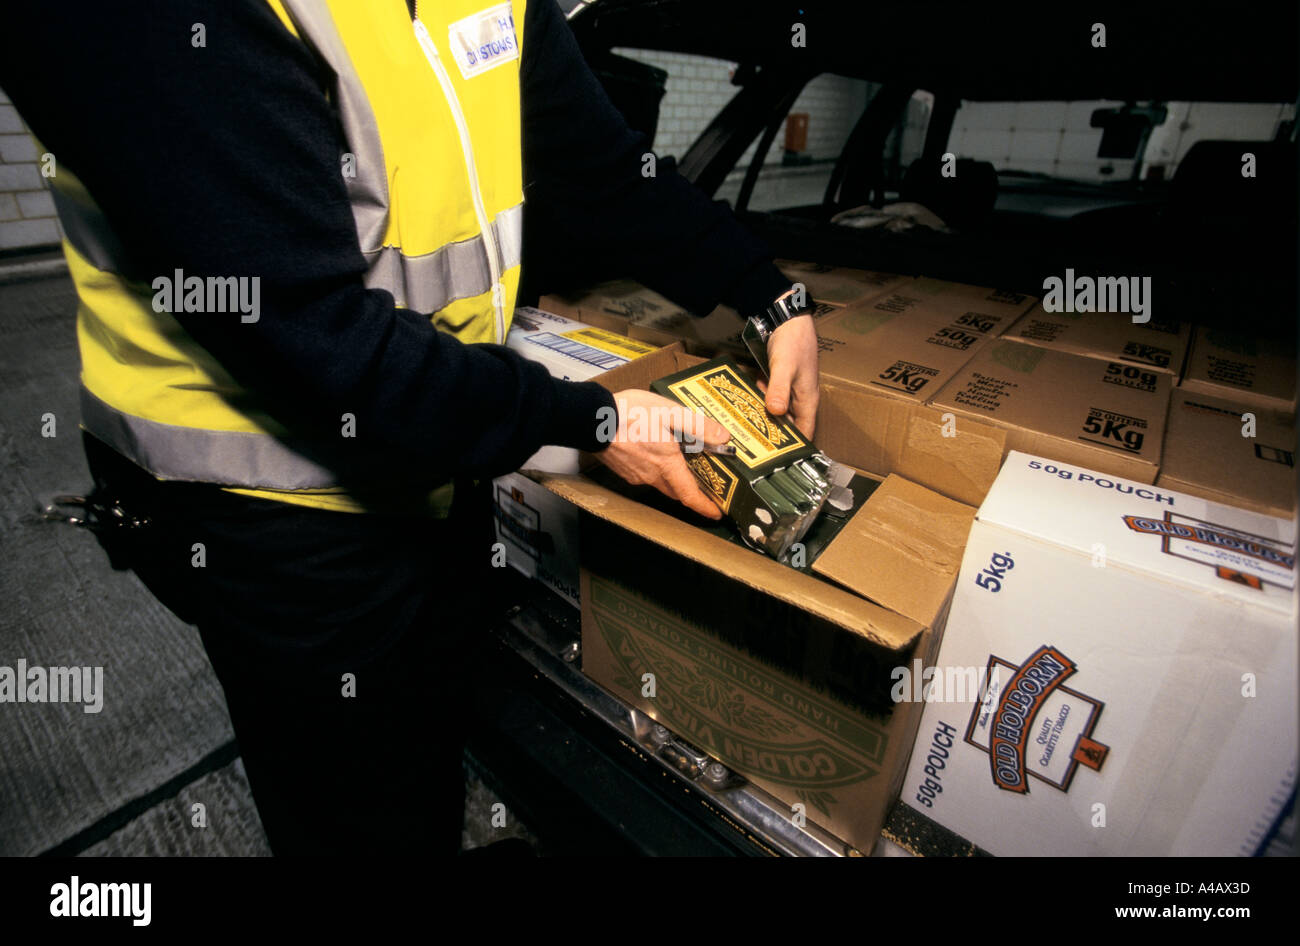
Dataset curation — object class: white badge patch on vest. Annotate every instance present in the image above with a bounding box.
[447,3,520,80]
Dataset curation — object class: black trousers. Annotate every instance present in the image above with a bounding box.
[83,433,495,855]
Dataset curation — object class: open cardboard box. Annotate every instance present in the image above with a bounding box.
[529,344,1005,852]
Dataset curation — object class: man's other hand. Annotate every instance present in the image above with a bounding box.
[762,314,819,438]
[597,390,730,520]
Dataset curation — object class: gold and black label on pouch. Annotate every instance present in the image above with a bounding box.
[685,451,739,514]
[653,358,816,479]
[652,357,842,561]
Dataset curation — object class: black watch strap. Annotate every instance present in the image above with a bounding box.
[743,284,813,376]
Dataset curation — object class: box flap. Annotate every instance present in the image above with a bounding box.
[980,452,1298,612]
[813,474,976,626]
[539,471,925,650]
[818,384,1005,506]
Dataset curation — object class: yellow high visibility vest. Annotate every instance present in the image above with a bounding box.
[55,0,528,513]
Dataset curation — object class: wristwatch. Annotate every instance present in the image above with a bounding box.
[742,284,815,376]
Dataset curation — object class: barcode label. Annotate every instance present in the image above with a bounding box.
[524,332,629,370]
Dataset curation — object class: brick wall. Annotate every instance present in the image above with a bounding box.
[613,49,872,211]
[0,87,62,254]
[612,49,738,161]
[614,48,870,167]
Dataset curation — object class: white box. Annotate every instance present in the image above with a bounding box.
[506,306,659,382]
[901,450,1297,856]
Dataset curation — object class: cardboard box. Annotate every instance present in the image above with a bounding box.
[815,277,1039,405]
[773,259,912,307]
[1156,389,1296,520]
[539,279,744,358]
[817,308,996,405]
[538,261,905,360]
[493,472,582,607]
[1180,326,1297,416]
[535,345,985,853]
[1003,304,1192,376]
[929,340,1172,483]
[886,276,1039,326]
[899,451,1297,856]
[506,306,660,381]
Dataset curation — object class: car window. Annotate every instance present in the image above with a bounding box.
[610,48,743,160]
[947,100,1295,183]
[1144,101,1295,180]
[611,49,878,213]
[715,74,876,211]
[882,90,933,193]
[605,47,1296,200]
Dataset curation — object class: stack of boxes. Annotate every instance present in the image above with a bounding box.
[502,262,1295,855]
[539,259,908,360]
[1159,328,1297,519]
[801,276,1295,518]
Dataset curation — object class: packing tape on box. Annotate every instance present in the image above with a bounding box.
[867,494,967,571]
[904,414,1004,489]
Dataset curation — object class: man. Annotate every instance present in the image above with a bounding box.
[0,0,818,854]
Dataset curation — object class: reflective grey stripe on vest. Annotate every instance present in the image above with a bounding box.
[366,202,523,313]
[279,0,523,313]
[81,387,339,490]
[277,0,389,254]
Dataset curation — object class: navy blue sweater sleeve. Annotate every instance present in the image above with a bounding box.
[0,0,614,485]
[520,0,790,317]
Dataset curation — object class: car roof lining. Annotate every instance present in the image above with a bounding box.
[576,1,1297,103]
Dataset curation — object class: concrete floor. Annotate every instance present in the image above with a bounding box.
[0,263,531,856]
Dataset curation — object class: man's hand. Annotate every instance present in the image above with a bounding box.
[762,314,820,438]
[596,390,731,520]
